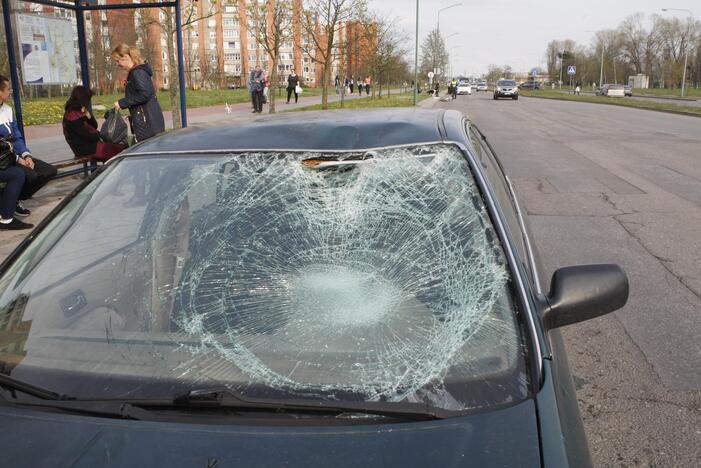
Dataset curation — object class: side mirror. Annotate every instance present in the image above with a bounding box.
[542,264,629,330]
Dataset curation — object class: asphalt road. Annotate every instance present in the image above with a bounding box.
[433,92,701,466]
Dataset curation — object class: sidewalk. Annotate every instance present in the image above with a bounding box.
[24,89,399,164]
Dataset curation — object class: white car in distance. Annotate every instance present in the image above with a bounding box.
[457,81,472,95]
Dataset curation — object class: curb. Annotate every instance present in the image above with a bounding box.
[521,95,701,119]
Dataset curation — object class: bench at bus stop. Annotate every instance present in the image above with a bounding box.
[52,156,102,179]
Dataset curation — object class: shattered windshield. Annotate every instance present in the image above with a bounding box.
[0,144,528,412]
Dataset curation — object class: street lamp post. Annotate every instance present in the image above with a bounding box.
[558,49,563,90]
[413,0,419,106]
[437,3,462,35]
[661,8,693,97]
[444,32,459,79]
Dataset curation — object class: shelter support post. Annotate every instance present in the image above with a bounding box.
[2,0,24,136]
[175,0,187,128]
[74,0,90,88]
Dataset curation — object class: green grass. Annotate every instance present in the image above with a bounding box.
[288,92,430,112]
[633,87,701,98]
[520,90,701,116]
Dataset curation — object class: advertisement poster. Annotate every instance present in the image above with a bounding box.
[17,14,77,85]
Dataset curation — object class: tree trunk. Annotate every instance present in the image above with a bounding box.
[269,54,278,114]
[321,57,330,109]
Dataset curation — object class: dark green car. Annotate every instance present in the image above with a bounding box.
[0,109,627,467]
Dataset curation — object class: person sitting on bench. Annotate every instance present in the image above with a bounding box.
[63,85,100,158]
[0,75,57,215]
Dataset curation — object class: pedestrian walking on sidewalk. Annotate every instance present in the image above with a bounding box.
[357,77,363,96]
[349,78,355,94]
[286,70,300,104]
[112,44,165,143]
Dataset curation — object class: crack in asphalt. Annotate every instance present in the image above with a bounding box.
[611,215,701,303]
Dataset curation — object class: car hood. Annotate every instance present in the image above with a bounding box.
[0,399,540,467]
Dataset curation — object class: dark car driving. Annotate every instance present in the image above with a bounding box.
[0,109,627,467]
[494,80,519,99]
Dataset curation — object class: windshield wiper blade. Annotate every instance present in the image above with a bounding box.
[0,373,68,401]
[173,387,447,421]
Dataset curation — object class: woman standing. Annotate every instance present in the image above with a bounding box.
[286,69,300,104]
[112,44,165,143]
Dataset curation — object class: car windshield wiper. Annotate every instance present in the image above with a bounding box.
[169,387,448,421]
[0,372,68,400]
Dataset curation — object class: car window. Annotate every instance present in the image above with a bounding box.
[0,145,529,413]
[497,80,517,86]
[466,124,530,272]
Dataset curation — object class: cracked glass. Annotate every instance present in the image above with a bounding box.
[0,144,529,412]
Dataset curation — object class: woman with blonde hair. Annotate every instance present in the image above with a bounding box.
[112,44,165,142]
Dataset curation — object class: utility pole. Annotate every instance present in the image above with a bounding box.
[413,0,419,106]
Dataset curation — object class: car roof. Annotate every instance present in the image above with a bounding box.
[128,108,462,153]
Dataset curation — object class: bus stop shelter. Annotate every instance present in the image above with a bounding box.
[1,0,188,137]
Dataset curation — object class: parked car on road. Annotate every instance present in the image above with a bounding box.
[0,109,628,467]
[494,79,519,100]
[519,81,543,90]
[457,80,472,95]
[597,84,625,97]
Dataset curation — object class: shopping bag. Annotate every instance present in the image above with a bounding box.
[295,84,302,94]
[100,108,129,146]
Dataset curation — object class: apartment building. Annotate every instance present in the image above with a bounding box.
[8,0,373,91]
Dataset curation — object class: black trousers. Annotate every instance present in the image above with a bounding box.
[286,88,298,103]
[19,157,57,200]
[0,166,25,218]
[252,90,264,112]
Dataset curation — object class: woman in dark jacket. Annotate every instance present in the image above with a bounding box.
[112,44,165,142]
[62,85,99,157]
[286,70,300,104]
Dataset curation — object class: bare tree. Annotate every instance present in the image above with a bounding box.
[420,29,448,84]
[248,0,292,114]
[139,0,217,128]
[301,0,365,109]
[361,13,408,98]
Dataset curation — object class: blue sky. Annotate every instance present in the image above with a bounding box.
[369,0,697,77]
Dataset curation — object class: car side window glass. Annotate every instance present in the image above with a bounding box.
[467,123,529,268]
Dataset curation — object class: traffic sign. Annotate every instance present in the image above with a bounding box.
[428,71,434,79]
[567,65,576,75]
[531,68,538,77]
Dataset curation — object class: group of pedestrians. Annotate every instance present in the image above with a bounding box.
[248,66,302,112]
[0,43,164,231]
[342,76,372,96]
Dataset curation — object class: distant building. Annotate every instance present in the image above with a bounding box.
[9,0,376,91]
